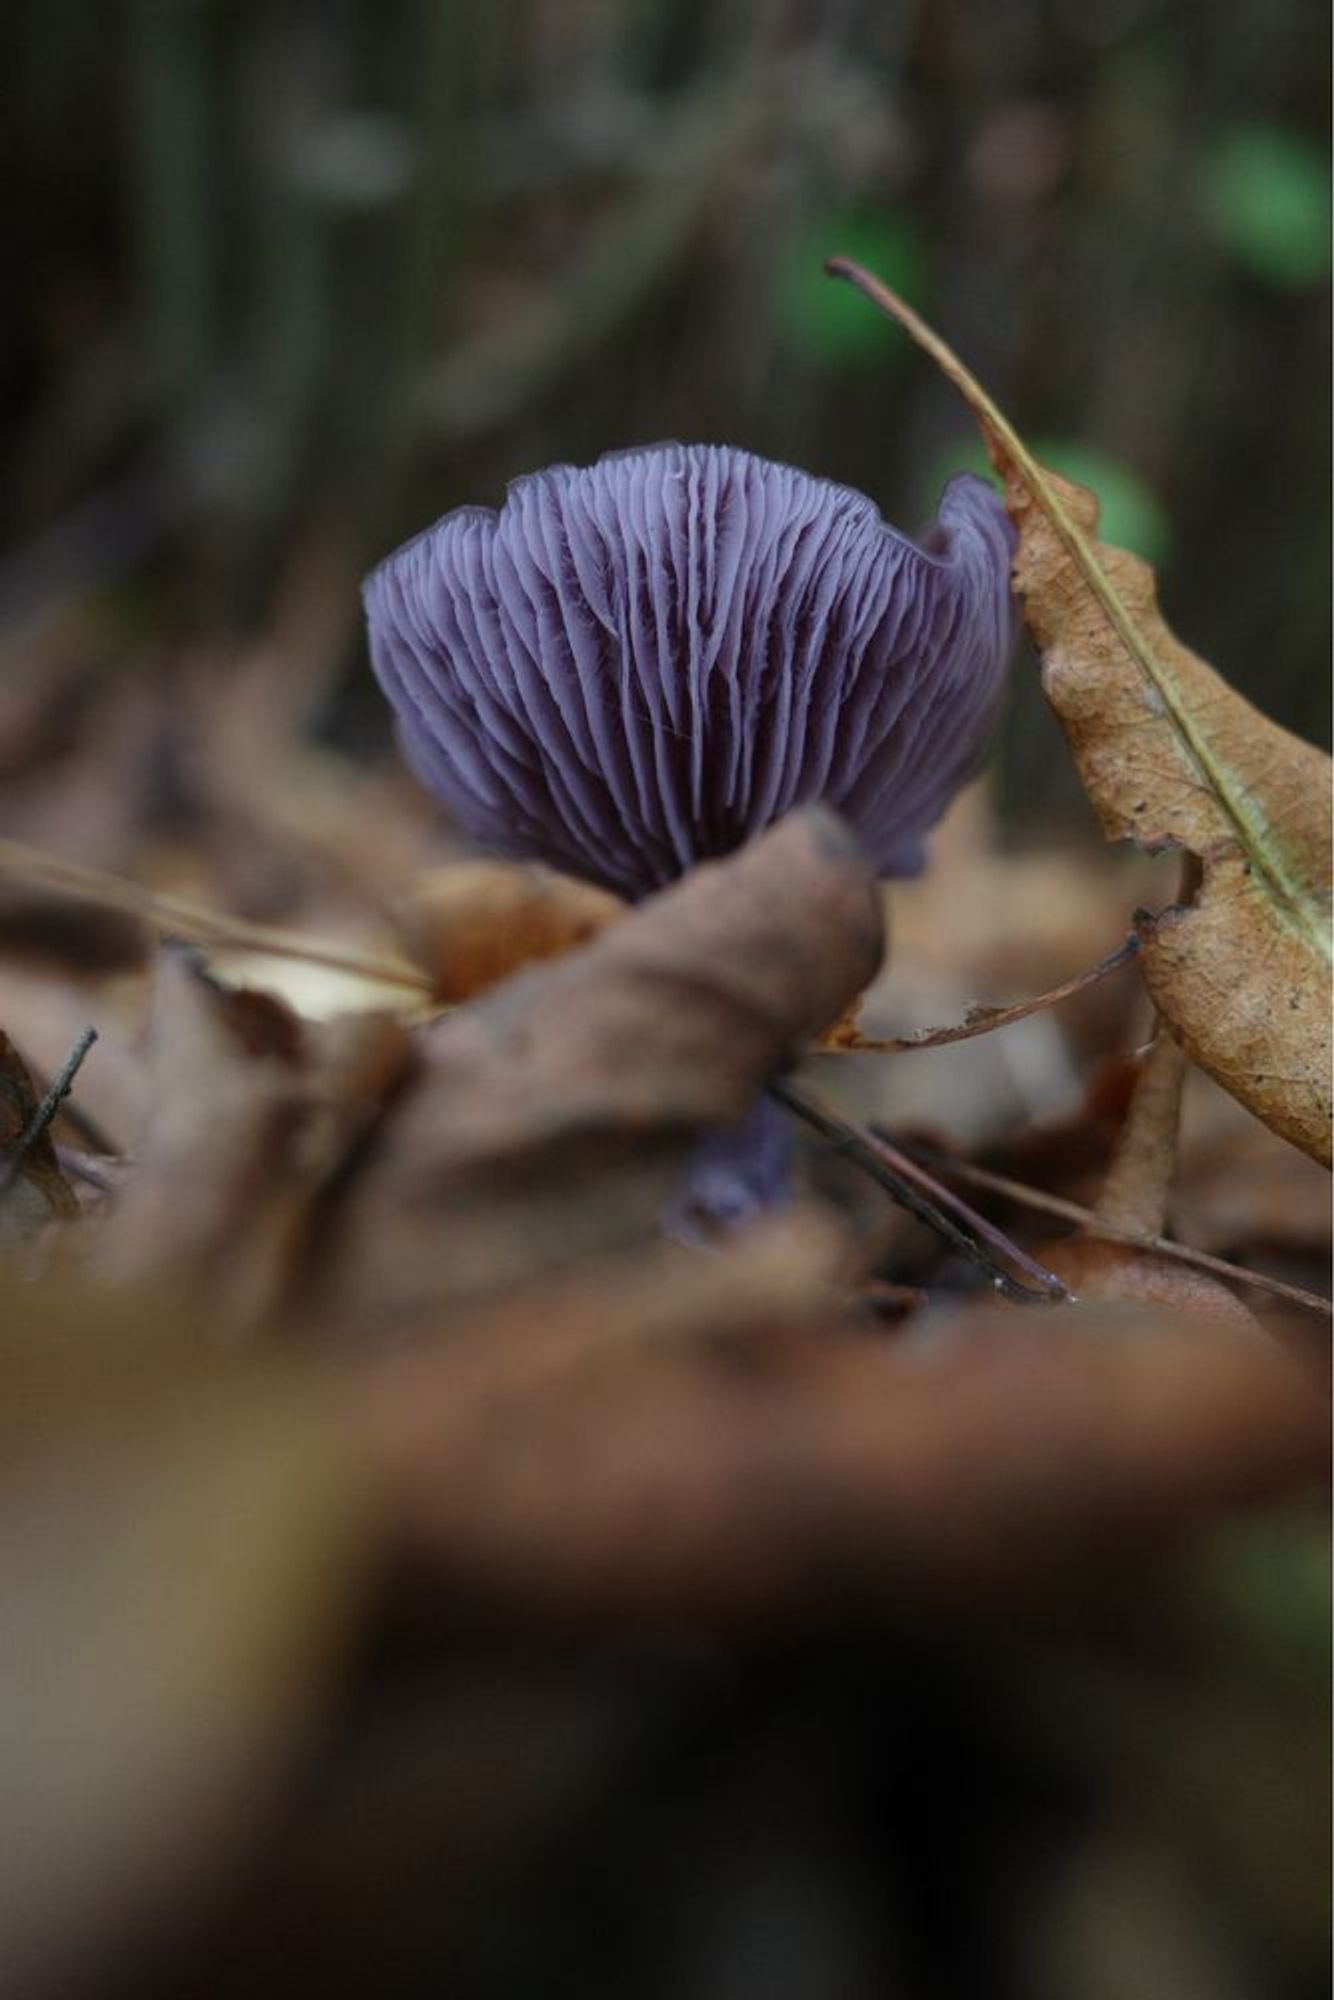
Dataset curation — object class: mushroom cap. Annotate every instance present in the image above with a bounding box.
[364,444,1015,896]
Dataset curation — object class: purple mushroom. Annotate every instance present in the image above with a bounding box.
[364,443,1015,1233]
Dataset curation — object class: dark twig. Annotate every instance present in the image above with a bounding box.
[0,1027,98,1198]
[770,1078,1069,1305]
[900,1142,1333,1321]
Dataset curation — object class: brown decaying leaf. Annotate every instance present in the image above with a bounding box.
[303,810,884,1328]
[1,1204,1324,1992]
[0,842,623,1025]
[1094,1023,1188,1237]
[367,1302,1327,1625]
[352,1210,849,1412]
[96,949,411,1328]
[826,257,1333,1168]
[1005,463,1332,1167]
[397,859,626,1003]
[1174,1081,1332,1261]
[901,1142,1331,1322]
[1040,1236,1261,1326]
[1037,1025,1261,1325]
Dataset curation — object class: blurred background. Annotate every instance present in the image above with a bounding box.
[2,0,1329,863]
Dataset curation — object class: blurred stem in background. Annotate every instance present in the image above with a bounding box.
[129,0,220,406]
[1,0,1329,802]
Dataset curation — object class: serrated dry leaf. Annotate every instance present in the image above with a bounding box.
[1002,464,1332,1166]
[826,259,1333,1167]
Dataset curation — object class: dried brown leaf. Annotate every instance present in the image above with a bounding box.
[1095,1027,1188,1237]
[96,951,309,1303]
[306,810,884,1327]
[1004,464,1332,1166]
[368,1300,1326,1625]
[353,1210,849,1417]
[826,259,1333,1166]
[100,950,411,1327]
[1174,1078,1333,1261]
[900,1143,1330,1321]
[1036,1030,1260,1325]
[398,860,626,1003]
[1038,1237,1261,1326]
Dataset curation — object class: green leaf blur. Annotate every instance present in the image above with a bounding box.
[1202,124,1332,289]
[778,210,928,367]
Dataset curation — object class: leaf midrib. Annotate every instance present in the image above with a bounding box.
[825,257,1333,967]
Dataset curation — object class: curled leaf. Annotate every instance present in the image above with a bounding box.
[99,951,410,1329]
[1002,465,1332,1167]
[397,861,625,1004]
[305,810,884,1327]
[826,257,1333,1167]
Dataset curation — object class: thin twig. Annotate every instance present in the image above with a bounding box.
[863,1123,1074,1297]
[0,1026,98,1197]
[37,1086,116,1159]
[822,933,1139,1052]
[900,1142,1333,1321]
[770,1079,1069,1305]
[0,837,432,995]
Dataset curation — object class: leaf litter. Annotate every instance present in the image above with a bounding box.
[0,288,1328,2000]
